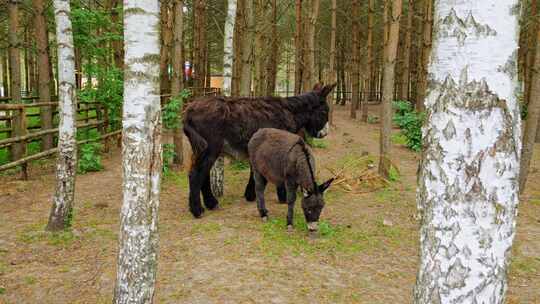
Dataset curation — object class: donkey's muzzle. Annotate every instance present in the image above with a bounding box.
[316,123,329,138]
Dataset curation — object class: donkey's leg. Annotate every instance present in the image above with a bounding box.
[253,171,268,219]
[188,157,207,218]
[201,151,221,210]
[276,184,287,204]
[243,167,256,202]
[285,181,298,230]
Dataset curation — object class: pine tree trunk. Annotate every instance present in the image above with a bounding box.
[193,0,207,91]
[294,0,303,94]
[265,0,278,96]
[414,2,521,303]
[231,0,244,96]
[253,0,267,96]
[350,0,360,119]
[8,0,25,162]
[113,1,162,303]
[305,0,320,87]
[379,0,402,179]
[160,1,173,95]
[520,0,540,193]
[364,0,375,122]
[327,0,337,125]
[171,0,184,166]
[524,0,538,107]
[415,0,433,112]
[33,0,54,151]
[110,0,123,70]
[46,0,78,232]
[1,52,9,97]
[400,0,413,101]
[239,0,253,96]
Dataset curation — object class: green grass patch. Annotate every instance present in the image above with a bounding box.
[23,276,37,285]
[511,256,540,276]
[260,215,375,258]
[391,133,407,146]
[230,159,250,171]
[0,286,5,294]
[190,222,222,235]
[18,223,78,247]
[310,139,328,149]
[374,187,401,203]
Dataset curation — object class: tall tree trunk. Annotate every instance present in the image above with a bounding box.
[327,0,337,125]
[414,2,521,303]
[350,0,360,119]
[113,1,161,303]
[520,0,540,193]
[364,0,375,122]
[33,0,54,150]
[253,0,267,96]
[160,1,173,95]
[172,0,184,166]
[524,0,538,107]
[379,0,402,179]
[1,52,9,96]
[239,0,253,96]
[110,0,123,70]
[400,0,413,100]
[294,0,303,94]
[305,0,320,87]
[415,0,433,112]
[46,0,78,232]
[231,0,244,96]
[265,0,278,96]
[8,0,25,162]
[222,0,237,96]
[193,0,207,91]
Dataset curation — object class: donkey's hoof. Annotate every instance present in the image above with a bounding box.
[204,197,219,210]
[287,225,294,232]
[244,192,256,202]
[262,216,268,222]
[190,206,205,218]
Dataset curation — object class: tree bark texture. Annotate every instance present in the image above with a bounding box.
[350,0,360,119]
[33,0,54,150]
[379,0,402,179]
[113,1,162,303]
[172,0,184,166]
[414,2,521,303]
[46,0,78,232]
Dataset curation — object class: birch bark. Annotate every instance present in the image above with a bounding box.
[46,0,78,232]
[414,2,521,303]
[113,1,162,303]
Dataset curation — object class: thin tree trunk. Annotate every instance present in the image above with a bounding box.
[265,0,278,96]
[172,0,184,166]
[400,0,413,100]
[379,0,402,179]
[33,0,54,150]
[113,1,161,303]
[520,0,540,193]
[414,2,521,303]
[327,0,337,125]
[1,52,9,96]
[294,0,303,94]
[231,0,244,96]
[364,0,375,122]
[160,1,173,95]
[222,0,237,96]
[415,0,433,112]
[305,0,320,87]
[193,0,207,91]
[111,0,123,71]
[350,0,360,119]
[239,0,253,96]
[46,0,78,232]
[253,0,266,96]
[8,0,25,162]
[524,0,538,107]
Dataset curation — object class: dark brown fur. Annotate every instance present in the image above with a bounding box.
[183,84,336,218]
[248,128,333,230]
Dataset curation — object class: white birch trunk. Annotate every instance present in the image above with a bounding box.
[222,0,237,96]
[46,0,78,232]
[414,2,521,303]
[113,1,162,303]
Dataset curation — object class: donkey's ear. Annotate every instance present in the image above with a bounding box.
[318,178,335,193]
[313,83,324,93]
[321,83,337,97]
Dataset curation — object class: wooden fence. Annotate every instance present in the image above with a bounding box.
[0,87,221,178]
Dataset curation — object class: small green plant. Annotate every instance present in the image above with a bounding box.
[311,138,328,149]
[367,115,379,124]
[78,143,103,174]
[162,143,176,174]
[388,165,400,182]
[393,100,425,152]
[163,90,191,130]
[0,286,5,294]
[230,159,250,171]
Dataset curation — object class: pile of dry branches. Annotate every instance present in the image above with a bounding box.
[326,155,392,194]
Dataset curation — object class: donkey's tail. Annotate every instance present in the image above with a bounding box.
[183,117,208,157]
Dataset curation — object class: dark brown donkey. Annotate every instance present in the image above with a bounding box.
[183,83,336,218]
[248,128,334,232]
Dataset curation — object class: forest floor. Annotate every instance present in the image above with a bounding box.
[0,106,538,304]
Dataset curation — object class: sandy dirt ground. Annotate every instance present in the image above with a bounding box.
[0,106,538,303]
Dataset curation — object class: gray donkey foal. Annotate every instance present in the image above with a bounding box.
[248,128,333,232]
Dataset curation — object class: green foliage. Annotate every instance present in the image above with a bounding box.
[388,165,400,182]
[230,159,250,171]
[392,101,425,152]
[0,286,5,294]
[162,144,176,174]
[305,135,328,149]
[78,143,103,174]
[163,90,191,130]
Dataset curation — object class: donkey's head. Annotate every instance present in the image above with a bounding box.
[301,178,334,231]
[304,83,337,138]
